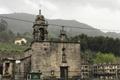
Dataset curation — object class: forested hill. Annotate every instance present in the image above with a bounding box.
[70,34,120,56]
[0,13,120,38]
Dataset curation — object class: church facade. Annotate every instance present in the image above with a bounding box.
[0,10,81,80]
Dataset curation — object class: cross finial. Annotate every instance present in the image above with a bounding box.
[39,9,41,15]
[62,26,64,31]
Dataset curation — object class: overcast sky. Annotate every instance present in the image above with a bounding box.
[0,0,120,32]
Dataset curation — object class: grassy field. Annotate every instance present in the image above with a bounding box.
[0,43,28,52]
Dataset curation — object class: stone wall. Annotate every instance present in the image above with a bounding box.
[26,41,81,78]
[0,51,24,60]
[0,41,81,79]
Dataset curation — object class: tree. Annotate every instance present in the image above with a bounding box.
[70,34,88,51]
[0,19,8,32]
[8,30,15,41]
[70,34,120,56]
[93,52,116,64]
[81,50,96,64]
[0,31,9,42]
[0,30,15,42]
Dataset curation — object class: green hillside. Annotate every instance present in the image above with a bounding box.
[0,43,28,52]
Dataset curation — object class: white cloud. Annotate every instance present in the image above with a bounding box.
[48,4,120,32]
[25,0,39,9]
[73,5,120,32]
[0,0,120,32]
[24,0,59,18]
[50,0,120,11]
[0,7,12,14]
[40,0,58,11]
[25,0,58,11]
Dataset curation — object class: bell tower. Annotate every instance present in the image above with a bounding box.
[33,10,48,41]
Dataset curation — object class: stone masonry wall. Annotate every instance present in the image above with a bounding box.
[28,42,81,78]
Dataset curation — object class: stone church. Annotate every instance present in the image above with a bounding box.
[0,10,81,80]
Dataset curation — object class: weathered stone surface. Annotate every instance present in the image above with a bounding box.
[26,41,81,78]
